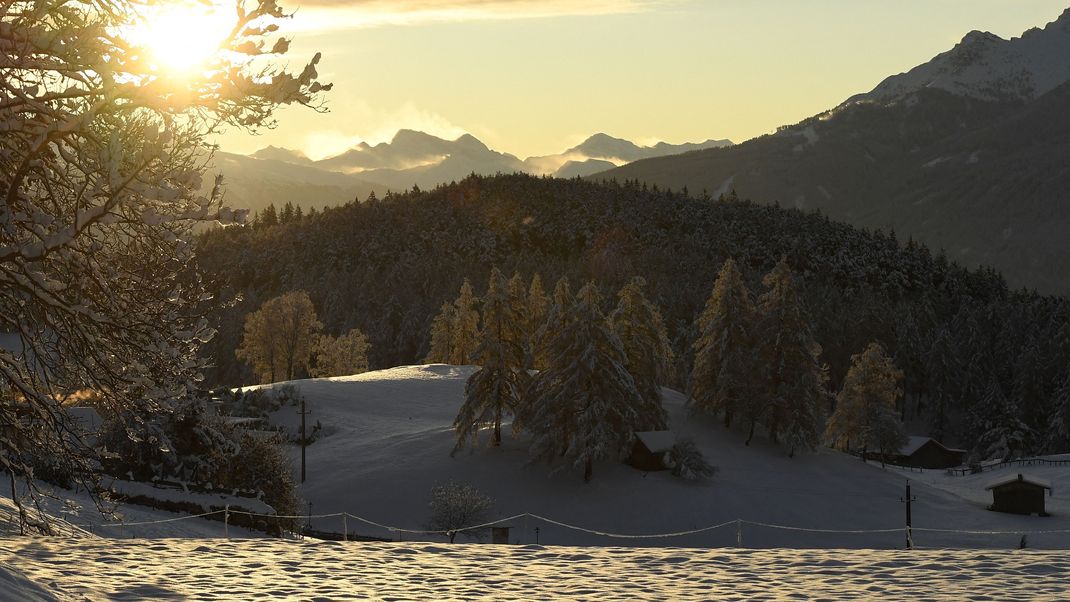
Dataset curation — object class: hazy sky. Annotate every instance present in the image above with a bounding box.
[214,0,1070,159]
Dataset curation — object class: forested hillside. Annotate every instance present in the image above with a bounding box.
[197,174,1070,455]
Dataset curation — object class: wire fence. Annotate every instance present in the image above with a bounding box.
[48,507,1070,549]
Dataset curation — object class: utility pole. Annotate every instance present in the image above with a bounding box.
[900,481,917,549]
[298,395,309,483]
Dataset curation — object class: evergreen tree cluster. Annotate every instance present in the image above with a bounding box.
[445,269,672,481]
[197,173,1070,458]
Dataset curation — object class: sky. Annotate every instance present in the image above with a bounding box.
[213,0,1070,160]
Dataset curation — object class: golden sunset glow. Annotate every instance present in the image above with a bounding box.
[128,3,235,77]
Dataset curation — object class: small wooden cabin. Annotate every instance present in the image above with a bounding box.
[628,431,675,471]
[867,436,966,469]
[986,474,1052,516]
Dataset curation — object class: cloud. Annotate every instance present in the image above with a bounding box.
[288,0,662,31]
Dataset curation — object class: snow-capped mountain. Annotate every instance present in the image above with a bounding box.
[598,9,1070,295]
[854,8,1070,103]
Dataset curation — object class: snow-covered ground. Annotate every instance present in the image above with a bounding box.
[247,365,1070,549]
[2,538,1070,601]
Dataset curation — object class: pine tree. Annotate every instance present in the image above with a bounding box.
[825,342,906,463]
[454,269,528,450]
[451,278,481,365]
[610,277,671,431]
[755,259,827,455]
[260,203,279,228]
[523,282,645,481]
[525,274,550,369]
[425,302,457,364]
[689,258,755,428]
[280,201,295,223]
[533,276,574,371]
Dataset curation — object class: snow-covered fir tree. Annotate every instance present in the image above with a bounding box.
[425,301,458,364]
[924,326,959,441]
[972,380,1034,461]
[755,259,828,455]
[522,282,645,481]
[451,278,482,365]
[1046,372,1070,452]
[454,268,528,450]
[689,258,755,428]
[610,277,672,430]
[825,342,906,462]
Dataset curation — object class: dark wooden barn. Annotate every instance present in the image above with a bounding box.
[628,431,675,471]
[986,474,1052,516]
[867,436,966,469]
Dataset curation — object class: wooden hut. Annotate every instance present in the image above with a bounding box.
[628,431,675,471]
[867,436,966,469]
[985,474,1052,516]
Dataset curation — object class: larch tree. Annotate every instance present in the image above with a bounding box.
[689,258,755,429]
[425,301,457,364]
[451,278,481,365]
[532,276,573,371]
[311,328,370,378]
[610,277,671,431]
[825,342,906,463]
[0,0,328,512]
[454,268,528,451]
[525,274,549,369]
[523,282,645,482]
[236,291,322,383]
[755,259,827,456]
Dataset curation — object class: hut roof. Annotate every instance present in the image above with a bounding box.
[985,473,1052,491]
[899,436,966,456]
[634,431,675,454]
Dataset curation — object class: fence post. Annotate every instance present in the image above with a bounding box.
[224,505,230,539]
[343,514,348,542]
[736,519,743,548]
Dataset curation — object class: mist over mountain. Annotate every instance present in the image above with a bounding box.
[597,9,1070,295]
[205,152,385,216]
[237,131,732,197]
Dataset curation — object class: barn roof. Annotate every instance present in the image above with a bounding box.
[634,431,675,454]
[985,473,1052,491]
[899,436,966,456]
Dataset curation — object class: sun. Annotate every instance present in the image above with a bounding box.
[127,2,235,77]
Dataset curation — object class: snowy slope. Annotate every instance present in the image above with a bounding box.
[251,365,1070,549]
[856,8,1070,102]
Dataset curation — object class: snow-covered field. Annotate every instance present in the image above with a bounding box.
[248,365,1070,549]
[2,538,1069,601]
[4,364,1070,599]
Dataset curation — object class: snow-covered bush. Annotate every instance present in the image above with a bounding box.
[426,482,494,543]
[669,439,717,481]
[100,398,299,517]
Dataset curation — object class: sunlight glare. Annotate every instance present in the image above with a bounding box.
[129,3,235,77]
